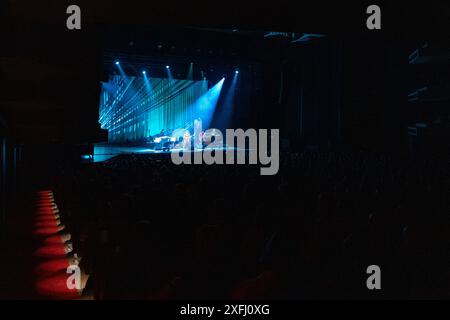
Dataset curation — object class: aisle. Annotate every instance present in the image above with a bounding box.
[0,189,91,300]
[32,190,83,299]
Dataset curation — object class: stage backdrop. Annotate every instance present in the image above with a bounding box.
[99,75,208,143]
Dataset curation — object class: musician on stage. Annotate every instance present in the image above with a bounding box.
[183,130,191,150]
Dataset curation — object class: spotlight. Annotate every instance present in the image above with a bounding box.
[115,61,119,65]
[235,70,239,74]
[166,65,170,69]
[142,70,146,75]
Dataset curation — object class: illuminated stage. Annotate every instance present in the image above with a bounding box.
[95,57,241,163]
[90,142,250,163]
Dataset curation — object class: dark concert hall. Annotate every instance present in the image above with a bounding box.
[1,1,450,304]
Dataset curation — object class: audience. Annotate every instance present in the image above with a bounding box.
[56,151,449,299]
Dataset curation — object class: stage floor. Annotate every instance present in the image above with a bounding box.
[89,142,250,163]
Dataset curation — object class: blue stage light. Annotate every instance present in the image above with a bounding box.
[99,72,210,144]
[235,70,239,74]
[115,61,120,65]
[166,65,170,69]
[187,78,224,130]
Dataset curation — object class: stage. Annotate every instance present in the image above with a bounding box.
[87,142,251,163]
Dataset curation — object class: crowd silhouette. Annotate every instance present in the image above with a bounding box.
[55,151,449,299]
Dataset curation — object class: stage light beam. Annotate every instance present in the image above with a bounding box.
[187,78,225,130]
[187,62,193,81]
[217,71,238,129]
[166,65,174,83]
[143,70,153,93]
